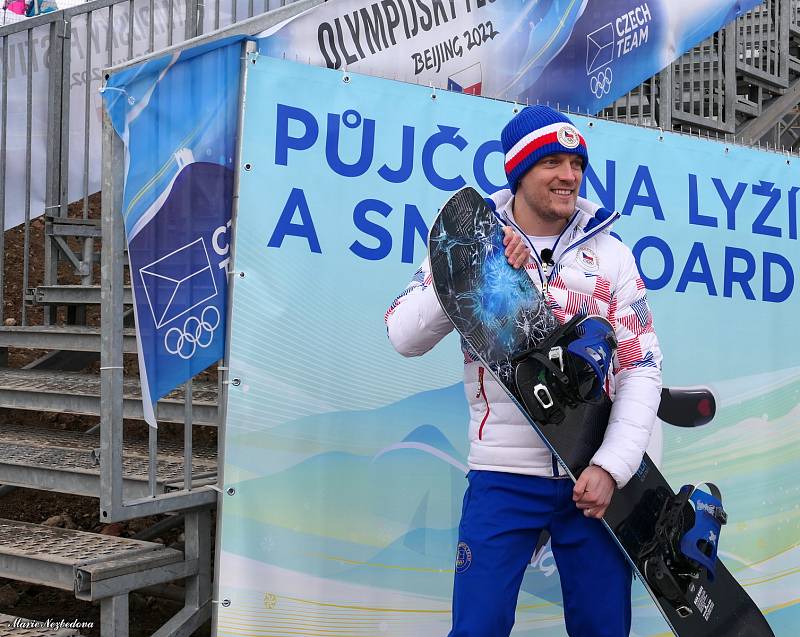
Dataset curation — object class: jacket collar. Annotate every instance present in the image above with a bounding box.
[489,188,619,265]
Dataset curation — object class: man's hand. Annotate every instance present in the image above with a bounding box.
[573,465,616,519]
[503,226,531,269]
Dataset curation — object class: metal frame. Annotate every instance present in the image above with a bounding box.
[209,36,256,634]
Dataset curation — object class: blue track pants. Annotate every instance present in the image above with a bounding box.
[449,470,631,637]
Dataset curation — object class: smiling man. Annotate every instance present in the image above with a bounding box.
[385,105,662,636]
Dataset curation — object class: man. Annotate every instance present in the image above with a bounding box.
[384,105,662,637]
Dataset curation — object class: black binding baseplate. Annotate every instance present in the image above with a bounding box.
[629,484,727,618]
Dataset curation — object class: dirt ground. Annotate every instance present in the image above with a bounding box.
[0,195,215,636]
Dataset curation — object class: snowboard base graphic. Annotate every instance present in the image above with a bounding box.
[428,187,773,637]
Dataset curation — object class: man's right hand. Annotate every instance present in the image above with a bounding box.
[502,226,531,269]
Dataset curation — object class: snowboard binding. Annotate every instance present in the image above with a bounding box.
[514,315,616,425]
[638,483,727,617]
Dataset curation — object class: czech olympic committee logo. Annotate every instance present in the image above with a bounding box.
[557,125,581,149]
[138,236,223,361]
[455,541,472,573]
[577,247,599,271]
[164,305,221,360]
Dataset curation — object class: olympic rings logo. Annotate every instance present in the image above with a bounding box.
[590,67,613,98]
[164,305,221,360]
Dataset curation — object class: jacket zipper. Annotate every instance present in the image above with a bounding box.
[541,261,550,293]
[476,366,490,440]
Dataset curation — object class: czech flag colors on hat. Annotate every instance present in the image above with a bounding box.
[501,105,589,193]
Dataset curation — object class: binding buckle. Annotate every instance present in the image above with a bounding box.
[533,384,554,409]
[548,346,564,372]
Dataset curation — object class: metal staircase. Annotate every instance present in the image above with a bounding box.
[0,0,314,634]
[1,1,799,635]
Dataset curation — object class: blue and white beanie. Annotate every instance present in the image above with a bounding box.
[501,105,589,193]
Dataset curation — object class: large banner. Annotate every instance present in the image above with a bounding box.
[103,0,760,427]
[259,0,761,110]
[215,57,798,636]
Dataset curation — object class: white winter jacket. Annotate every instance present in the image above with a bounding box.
[384,190,663,488]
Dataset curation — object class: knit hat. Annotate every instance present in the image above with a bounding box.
[501,105,589,193]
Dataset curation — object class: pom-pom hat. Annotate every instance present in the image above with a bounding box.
[501,105,589,193]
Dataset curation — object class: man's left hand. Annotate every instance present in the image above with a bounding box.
[573,465,616,519]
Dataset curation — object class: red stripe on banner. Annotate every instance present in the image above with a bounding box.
[477,367,490,440]
[565,291,600,317]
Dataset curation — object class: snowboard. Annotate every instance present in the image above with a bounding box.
[428,187,773,637]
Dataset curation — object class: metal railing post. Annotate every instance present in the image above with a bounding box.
[723,23,736,132]
[43,18,68,326]
[658,66,673,131]
[100,106,126,523]
[185,0,199,40]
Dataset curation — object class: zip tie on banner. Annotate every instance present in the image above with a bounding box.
[99,366,124,370]
[217,366,229,371]
[207,484,223,493]
[97,85,126,96]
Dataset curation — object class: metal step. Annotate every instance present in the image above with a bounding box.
[0,519,187,602]
[0,422,217,498]
[0,422,218,461]
[0,326,137,354]
[25,285,133,306]
[0,613,84,636]
[0,369,218,425]
[47,216,101,239]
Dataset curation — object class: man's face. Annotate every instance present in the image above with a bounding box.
[516,153,583,226]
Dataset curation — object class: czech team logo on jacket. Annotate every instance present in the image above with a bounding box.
[455,541,472,573]
[577,247,599,271]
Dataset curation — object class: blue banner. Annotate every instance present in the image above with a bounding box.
[216,57,798,636]
[258,0,761,112]
[102,0,761,424]
[102,40,241,424]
